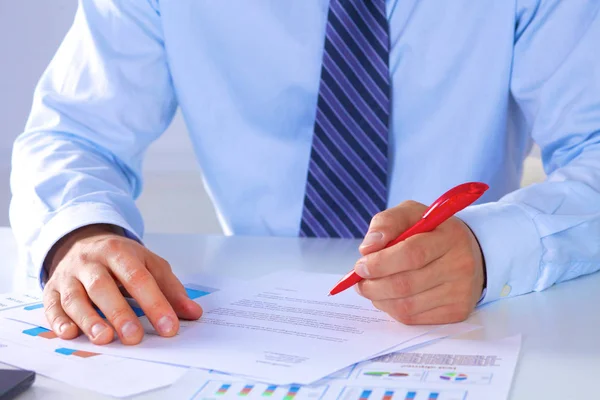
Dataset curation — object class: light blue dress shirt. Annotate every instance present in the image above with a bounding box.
[10,0,600,304]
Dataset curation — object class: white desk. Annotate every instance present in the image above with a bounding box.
[1,227,599,399]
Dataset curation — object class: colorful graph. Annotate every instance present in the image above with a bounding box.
[193,381,327,400]
[23,303,44,311]
[55,347,100,358]
[358,390,372,400]
[440,373,467,382]
[359,369,423,382]
[239,385,254,396]
[217,384,232,395]
[337,386,466,400]
[263,386,277,397]
[427,371,492,385]
[22,326,57,339]
[283,386,300,400]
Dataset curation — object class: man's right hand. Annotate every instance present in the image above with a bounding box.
[42,224,203,345]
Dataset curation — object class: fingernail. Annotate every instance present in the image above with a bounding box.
[57,322,70,334]
[91,323,107,339]
[355,257,370,278]
[360,232,383,249]
[121,321,140,339]
[157,316,175,334]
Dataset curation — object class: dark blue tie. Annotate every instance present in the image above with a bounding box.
[301,0,390,238]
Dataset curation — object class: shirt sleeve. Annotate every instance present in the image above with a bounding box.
[9,0,177,282]
[458,0,600,304]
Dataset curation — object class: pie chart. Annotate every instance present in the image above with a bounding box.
[440,372,468,382]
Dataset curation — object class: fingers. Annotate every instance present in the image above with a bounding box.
[356,261,445,301]
[359,201,428,255]
[371,283,452,319]
[105,249,180,337]
[59,278,115,345]
[388,303,473,325]
[146,254,203,320]
[77,266,144,345]
[43,287,78,339]
[354,230,450,279]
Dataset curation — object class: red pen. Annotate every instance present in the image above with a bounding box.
[328,182,489,296]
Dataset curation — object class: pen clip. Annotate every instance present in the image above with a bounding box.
[422,182,489,219]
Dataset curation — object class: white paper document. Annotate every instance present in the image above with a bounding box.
[0,319,187,398]
[0,291,42,311]
[3,271,460,384]
[170,335,521,400]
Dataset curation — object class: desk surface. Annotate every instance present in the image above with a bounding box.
[0,227,598,400]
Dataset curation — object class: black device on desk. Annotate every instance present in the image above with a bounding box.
[0,370,35,399]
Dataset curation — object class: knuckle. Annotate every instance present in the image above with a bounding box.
[154,255,172,270]
[108,307,134,325]
[371,211,391,227]
[400,200,420,208]
[122,266,152,289]
[60,288,81,310]
[392,274,413,297]
[75,250,92,265]
[103,237,124,253]
[395,297,415,317]
[44,297,61,314]
[367,251,382,271]
[403,241,427,269]
[86,273,111,293]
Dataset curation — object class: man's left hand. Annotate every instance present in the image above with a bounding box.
[354,201,485,325]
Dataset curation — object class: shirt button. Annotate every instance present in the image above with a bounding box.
[500,284,512,297]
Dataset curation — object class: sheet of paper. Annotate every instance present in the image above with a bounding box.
[167,335,520,400]
[0,292,42,311]
[0,319,187,398]
[4,271,453,385]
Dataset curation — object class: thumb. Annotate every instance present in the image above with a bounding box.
[359,200,428,255]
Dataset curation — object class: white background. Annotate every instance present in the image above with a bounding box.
[0,0,545,233]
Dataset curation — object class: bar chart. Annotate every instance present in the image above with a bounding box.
[21,326,57,339]
[337,386,466,400]
[192,380,328,400]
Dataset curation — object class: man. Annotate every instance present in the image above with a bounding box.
[10,0,600,346]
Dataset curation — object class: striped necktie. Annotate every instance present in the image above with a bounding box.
[300,0,390,238]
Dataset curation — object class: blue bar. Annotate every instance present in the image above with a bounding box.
[24,303,44,311]
[359,390,372,400]
[22,327,50,336]
[131,307,145,317]
[95,306,145,318]
[185,287,212,299]
[288,386,300,394]
[428,393,439,400]
[55,348,76,355]
[405,392,416,400]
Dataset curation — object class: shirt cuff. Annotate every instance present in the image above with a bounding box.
[32,202,143,288]
[457,201,543,305]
